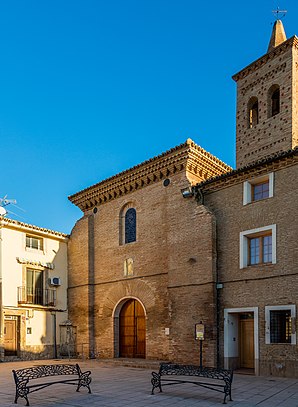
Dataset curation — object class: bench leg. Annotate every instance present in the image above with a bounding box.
[151,385,162,395]
[77,376,92,394]
[15,382,30,406]
[223,384,233,404]
[14,394,29,406]
[76,383,92,394]
[151,373,162,395]
[77,371,91,393]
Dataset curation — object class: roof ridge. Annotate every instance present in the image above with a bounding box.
[69,139,231,202]
[0,216,68,238]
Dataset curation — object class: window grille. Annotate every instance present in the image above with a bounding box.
[270,310,291,343]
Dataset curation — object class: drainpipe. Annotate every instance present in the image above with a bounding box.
[52,311,57,359]
[194,187,204,205]
[216,282,221,368]
[88,214,95,358]
[195,187,220,367]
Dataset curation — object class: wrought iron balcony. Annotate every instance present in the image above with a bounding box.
[18,286,57,307]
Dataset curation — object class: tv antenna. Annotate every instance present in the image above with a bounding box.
[0,195,25,218]
[0,195,17,207]
[272,6,287,20]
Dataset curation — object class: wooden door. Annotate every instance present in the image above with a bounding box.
[119,299,145,358]
[240,316,254,369]
[4,319,17,356]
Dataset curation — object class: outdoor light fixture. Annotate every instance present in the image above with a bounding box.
[181,187,193,198]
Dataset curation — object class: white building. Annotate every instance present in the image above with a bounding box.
[0,217,69,360]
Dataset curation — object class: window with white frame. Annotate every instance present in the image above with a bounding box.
[239,225,276,269]
[265,305,296,345]
[26,234,44,251]
[243,173,274,205]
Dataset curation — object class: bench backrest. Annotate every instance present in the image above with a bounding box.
[13,364,81,383]
[159,363,233,381]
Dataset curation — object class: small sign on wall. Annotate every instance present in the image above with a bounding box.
[195,323,205,341]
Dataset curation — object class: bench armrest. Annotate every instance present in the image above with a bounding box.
[77,370,92,393]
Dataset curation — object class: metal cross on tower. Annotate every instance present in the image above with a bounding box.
[272,6,287,20]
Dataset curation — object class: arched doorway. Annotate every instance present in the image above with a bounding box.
[119,299,146,358]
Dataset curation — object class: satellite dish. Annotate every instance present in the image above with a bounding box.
[0,206,7,216]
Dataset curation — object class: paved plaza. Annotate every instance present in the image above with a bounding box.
[1,359,298,407]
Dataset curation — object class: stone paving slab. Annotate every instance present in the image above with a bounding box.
[1,359,298,406]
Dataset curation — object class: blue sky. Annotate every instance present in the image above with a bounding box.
[0,1,297,233]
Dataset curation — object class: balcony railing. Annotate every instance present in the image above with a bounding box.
[18,286,57,307]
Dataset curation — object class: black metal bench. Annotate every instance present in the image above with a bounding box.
[151,363,233,404]
[12,363,92,406]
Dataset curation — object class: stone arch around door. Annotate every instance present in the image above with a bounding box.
[113,297,146,358]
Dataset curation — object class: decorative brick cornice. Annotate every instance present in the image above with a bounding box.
[0,217,68,239]
[69,139,231,211]
[232,36,298,82]
[195,147,298,195]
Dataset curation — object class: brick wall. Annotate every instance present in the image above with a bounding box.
[235,44,298,168]
[203,162,298,377]
[68,169,217,365]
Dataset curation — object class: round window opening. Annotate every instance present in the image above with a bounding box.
[163,178,170,187]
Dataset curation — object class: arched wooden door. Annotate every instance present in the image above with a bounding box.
[119,299,145,358]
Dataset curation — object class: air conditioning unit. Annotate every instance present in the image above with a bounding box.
[49,277,61,286]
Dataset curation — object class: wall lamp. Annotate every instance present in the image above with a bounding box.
[181,187,194,198]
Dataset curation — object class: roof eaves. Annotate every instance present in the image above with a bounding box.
[232,36,298,82]
[68,138,231,206]
[0,217,69,239]
[195,147,298,191]
[68,140,190,202]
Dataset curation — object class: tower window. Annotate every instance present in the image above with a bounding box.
[268,85,280,118]
[248,97,259,128]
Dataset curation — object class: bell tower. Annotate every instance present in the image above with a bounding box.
[233,20,298,168]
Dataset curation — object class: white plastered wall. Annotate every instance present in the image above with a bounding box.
[1,224,68,350]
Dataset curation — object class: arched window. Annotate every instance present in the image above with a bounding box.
[248,97,259,128]
[125,208,136,244]
[119,203,137,245]
[268,85,280,117]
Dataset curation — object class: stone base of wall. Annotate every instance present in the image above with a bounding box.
[224,357,239,370]
[260,360,298,378]
[0,345,67,362]
[19,345,55,360]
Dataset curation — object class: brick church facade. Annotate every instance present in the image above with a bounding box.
[68,20,298,377]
